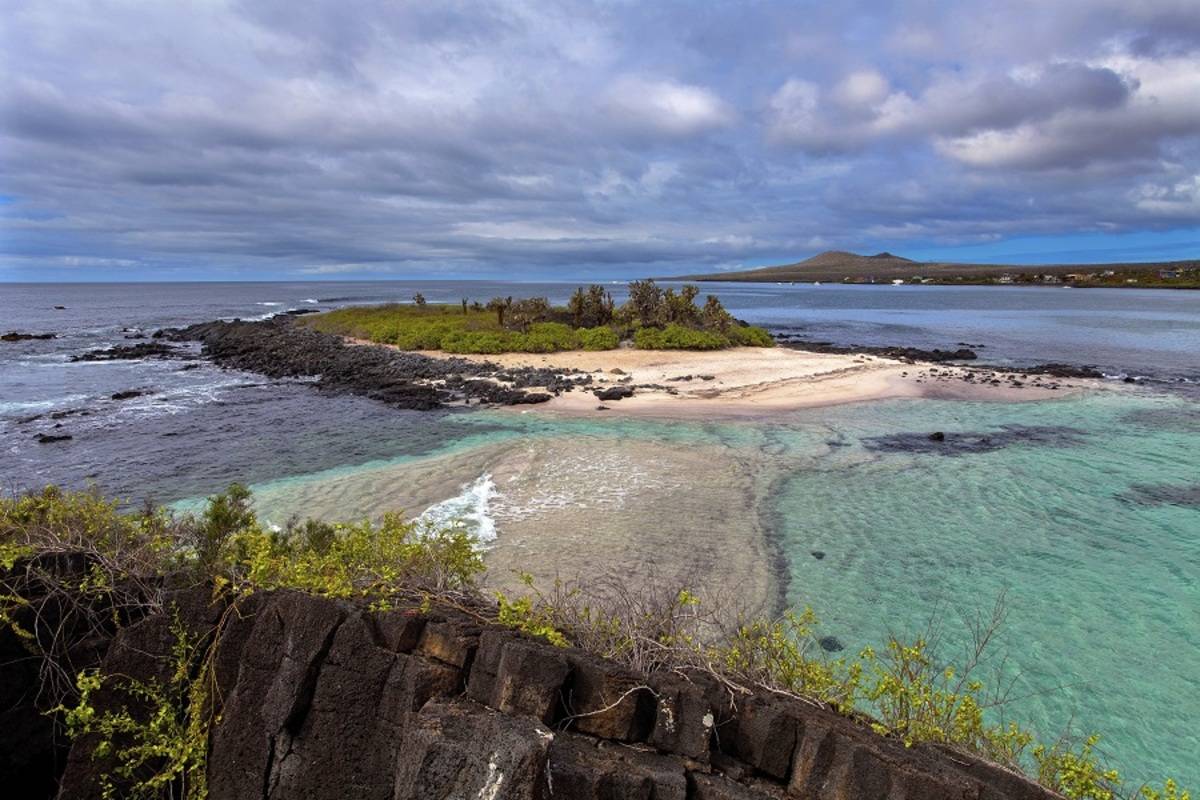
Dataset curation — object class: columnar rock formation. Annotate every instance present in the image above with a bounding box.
[0,574,1063,800]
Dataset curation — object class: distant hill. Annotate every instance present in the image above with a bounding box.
[670,251,1200,285]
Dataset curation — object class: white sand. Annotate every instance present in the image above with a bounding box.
[400,345,1093,419]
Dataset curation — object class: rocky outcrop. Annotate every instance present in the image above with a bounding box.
[6,585,1064,800]
[2,331,56,341]
[777,338,978,363]
[70,342,183,361]
[168,318,568,410]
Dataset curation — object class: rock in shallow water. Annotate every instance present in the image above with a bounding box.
[864,425,1087,456]
[1118,483,1200,508]
[2,331,56,341]
[818,636,844,652]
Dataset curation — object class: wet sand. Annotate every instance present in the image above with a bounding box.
[250,434,782,615]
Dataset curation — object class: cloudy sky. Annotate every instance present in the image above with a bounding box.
[2,0,1198,280]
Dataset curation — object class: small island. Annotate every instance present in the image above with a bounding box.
[303,280,775,353]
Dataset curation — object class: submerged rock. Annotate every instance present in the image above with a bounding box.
[1118,483,1200,508]
[818,636,845,652]
[865,425,1087,456]
[35,432,73,443]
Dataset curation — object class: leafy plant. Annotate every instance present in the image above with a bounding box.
[57,615,214,800]
[1033,734,1121,800]
[634,324,728,350]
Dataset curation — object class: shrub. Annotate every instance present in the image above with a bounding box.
[577,326,619,351]
[58,615,213,800]
[1034,735,1121,800]
[518,322,580,353]
[439,330,514,354]
[725,324,775,347]
[635,324,728,350]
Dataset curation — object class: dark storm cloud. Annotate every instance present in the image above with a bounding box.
[0,0,1198,279]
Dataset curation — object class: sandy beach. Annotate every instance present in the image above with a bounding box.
[398,344,1095,418]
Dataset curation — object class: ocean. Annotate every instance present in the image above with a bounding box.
[1,280,1197,786]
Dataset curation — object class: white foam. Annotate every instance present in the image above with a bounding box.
[304,298,319,304]
[254,301,283,306]
[0,393,90,414]
[418,474,498,545]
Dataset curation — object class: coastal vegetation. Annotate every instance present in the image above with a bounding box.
[302,280,774,353]
[2,485,1190,800]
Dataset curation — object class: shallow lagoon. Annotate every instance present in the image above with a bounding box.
[218,389,1199,788]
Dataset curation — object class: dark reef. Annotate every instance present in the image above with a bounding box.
[864,425,1087,456]
[1118,483,1200,508]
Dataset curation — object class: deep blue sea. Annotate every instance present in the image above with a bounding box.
[1,280,1197,787]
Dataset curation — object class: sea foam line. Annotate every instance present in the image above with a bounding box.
[418,474,498,546]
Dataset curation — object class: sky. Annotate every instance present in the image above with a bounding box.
[1,0,1199,281]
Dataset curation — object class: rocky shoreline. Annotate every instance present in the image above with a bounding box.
[164,318,595,410]
[1,563,1065,800]
[45,314,1121,419]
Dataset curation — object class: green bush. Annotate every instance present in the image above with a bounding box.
[518,322,581,353]
[577,326,619,351]
[634,324,728,350]
[304,291,772,353]
[439,330,514,354]
[726,324,775,347]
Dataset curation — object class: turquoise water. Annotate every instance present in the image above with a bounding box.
[769,393,1199,788]
[162,389,1200,787]
[8,282,1196,786]
[473,393,1196,786]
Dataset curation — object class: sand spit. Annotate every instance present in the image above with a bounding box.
[395,345,1097,419]
[249,434,781,616]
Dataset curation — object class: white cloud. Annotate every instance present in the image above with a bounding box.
[602,76,734,138]
[833,70,890,110]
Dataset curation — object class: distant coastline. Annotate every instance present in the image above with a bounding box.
[671,250,1200,288]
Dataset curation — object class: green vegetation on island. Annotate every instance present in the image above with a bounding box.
[1,485,1191,800]
[303,280,774,353]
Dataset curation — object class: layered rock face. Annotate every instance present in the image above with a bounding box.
[7,586,1063,800]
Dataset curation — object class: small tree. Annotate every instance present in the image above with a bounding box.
[663,284,701,326]
[625,279,664,327]
[568,287,586,327]
[509,297,551,331]
[461,298,469,315]
[702,295,732,333]
[412,292,427,307]
[568,285,615,328]
[486,297,511,327]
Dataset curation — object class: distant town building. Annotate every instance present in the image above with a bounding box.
[1160,269,1179,279]
[1042,275,1062,284]
[998,274,1014,284]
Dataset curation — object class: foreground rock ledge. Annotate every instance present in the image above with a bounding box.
[3,582,1063,800]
